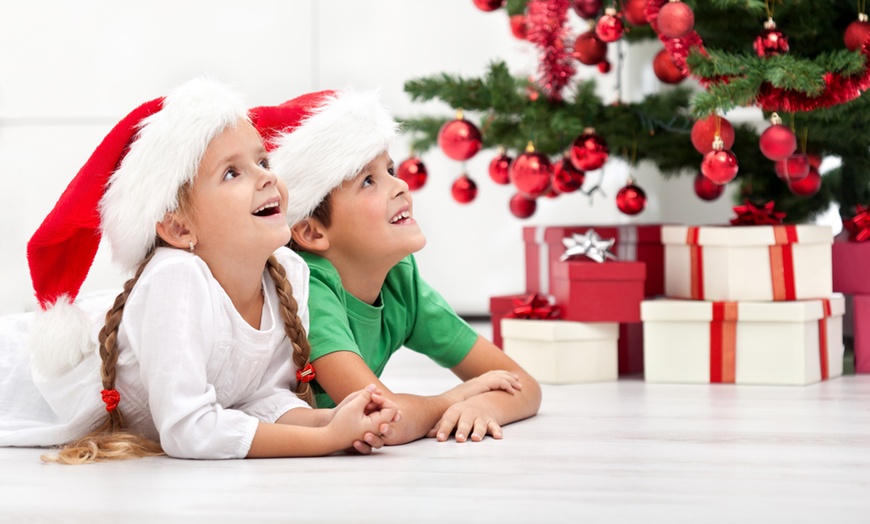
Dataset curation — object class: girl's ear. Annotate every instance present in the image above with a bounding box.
[291,218,329,253]
[156,212,195,250]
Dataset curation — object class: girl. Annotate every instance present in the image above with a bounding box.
[0,78,398,463]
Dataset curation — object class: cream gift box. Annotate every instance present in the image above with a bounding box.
[501,318,618,384]
[663,225,833,302]
[642,295,844,386]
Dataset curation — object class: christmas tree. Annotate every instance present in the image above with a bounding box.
[400,0,870,225]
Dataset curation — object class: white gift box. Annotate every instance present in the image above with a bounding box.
[642,294,844,386]
[501,318,618,384]
[663,225,832,302]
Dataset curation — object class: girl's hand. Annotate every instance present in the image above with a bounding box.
[447,370,522,403]
[329,385,400,451]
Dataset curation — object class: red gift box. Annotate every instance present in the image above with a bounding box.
[551,260,646,322]
[524,225,664,298]
[619,323,644,375]
[489,294,526,349]
[853,295,870,373]
[832,239,870,295]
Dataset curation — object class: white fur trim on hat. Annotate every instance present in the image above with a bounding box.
[268,90,399,225]
[27,296,97,380]
[99,78,248,274]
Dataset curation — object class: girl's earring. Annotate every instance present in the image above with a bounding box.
[188,241,195,253]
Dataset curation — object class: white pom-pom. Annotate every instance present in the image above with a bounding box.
[28,296,97,379]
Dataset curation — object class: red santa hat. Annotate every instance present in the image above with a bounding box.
[26,78,247,378]
[249,89,399,226]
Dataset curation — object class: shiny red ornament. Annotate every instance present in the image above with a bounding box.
[623,0,649,26]
[510,142,552,198]
[488,149,513,185]
[653,49,687,84]
[616,183,647,215]
[693,172,725,201]
[657,0,695,39]
[807,153,822,169]
[552,157,585,193]
[509,193,537,219]
[845,15,870,51]
[597,60,612,73]
[775,153,810,182]
[472,0,504,12]
[730,200,786,226]
[691,115,735,154]
[788,167,822,197]
[510,14,528,40]
[571,0,602,19]
[759,116,797,161]
[754,19,789,57]
[396,157,428,191]
[595,8,625,43]
[451,174,478,203]
[572,30,608,65]
[438,113,482,161]
[569,129,609,171]
[701,149,739,184]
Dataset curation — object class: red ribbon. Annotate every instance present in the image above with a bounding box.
[842,204,870,242]
[296,363,316,383]
[100,389,120,412]
[709,302,738,383]
[506,293,561,320]
[686,227,704,300]
[818,299,832,380]
[730,200,786,226]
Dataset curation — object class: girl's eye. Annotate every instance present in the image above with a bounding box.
[223,168,240,181]
[361,175,374,188]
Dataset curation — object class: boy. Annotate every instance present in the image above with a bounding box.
[251,90,541,445]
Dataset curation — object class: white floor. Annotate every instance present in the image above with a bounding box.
[3,322,870,523]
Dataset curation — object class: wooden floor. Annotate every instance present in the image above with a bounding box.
[2,322,869,523]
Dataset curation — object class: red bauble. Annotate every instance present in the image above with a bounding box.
[573,30,608,65]
[754,20,789,57]
[595,8,625,43]
[488,151,513,185]
[509,14,528,40]
[571,0,602,19]
[807,153,822,169]
[569,130,609,171]
[759,124,797,161]
[438,116,482,161]
[788,167,822,197]
[845,17,870,51]
[472,0,504,12]
[693,172,725,201]
[691,115,735,154]
[598,60,612,73]
[658,0,695,39]
[623,0,649,26]
[653,49,687,84]
[616,183,647,215]
[509,193,537,219]
[396,157,428,191]
[701,149,739,184]
[775,153,810,182]
[451,174,478,203]
[552,158,585,193]
[510,144,552,198]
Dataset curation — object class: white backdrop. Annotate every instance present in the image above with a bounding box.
[1,0,781,316]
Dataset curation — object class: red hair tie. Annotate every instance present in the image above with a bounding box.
[100,389,121,412]
[296,363,316,383]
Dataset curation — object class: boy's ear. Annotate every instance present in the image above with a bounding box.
[156,212,195,250]
[291,218,330,253]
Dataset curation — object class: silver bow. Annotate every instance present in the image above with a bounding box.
[559,229,617,263]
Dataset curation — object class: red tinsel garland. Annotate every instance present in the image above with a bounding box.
[526,0,576,101]
[646,0,870,113]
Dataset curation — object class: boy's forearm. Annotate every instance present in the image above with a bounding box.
[384,393,456,444]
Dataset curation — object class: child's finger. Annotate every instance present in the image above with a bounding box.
[351,440,373,455]
[363,431,385,449]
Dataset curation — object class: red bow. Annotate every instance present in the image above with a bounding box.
[506,294,560,320]
[296,363,316,383]
[100,389,120,412]
[730,200,786,226]
[843,204,870,242]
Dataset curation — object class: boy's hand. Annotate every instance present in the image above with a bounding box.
[446,370,522,404]
[330,385,401,452]
[426,401,503,443]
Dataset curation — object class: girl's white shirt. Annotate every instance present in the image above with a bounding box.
[0,246,311,459]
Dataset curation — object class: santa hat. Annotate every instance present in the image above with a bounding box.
[26,78,247,378]
[250,89,399,225]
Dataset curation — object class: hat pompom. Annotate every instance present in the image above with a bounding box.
[27,296,97,380]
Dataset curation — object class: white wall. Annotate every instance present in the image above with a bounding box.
[0,0,739,316]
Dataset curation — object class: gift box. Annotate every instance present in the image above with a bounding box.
[489,294,527,349]
[832,240,870,295]
[619,323,644,375]
[551,260,646,322]
[642,295,845,386]
[523,225,664,297]
[663,225,833,302]
[501,318,618,384]
[852,295,870,374]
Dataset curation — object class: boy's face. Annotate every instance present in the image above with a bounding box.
[324,151,426,266]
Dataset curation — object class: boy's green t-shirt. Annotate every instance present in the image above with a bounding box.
[300,252,479,408]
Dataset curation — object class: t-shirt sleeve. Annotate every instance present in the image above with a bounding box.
[402,257,479,368]
[304,262,363,362]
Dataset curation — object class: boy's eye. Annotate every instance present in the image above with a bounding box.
[362,175,374,188]
[387,166,396,177]
[259,158,270,170]
[223,168,239,181]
